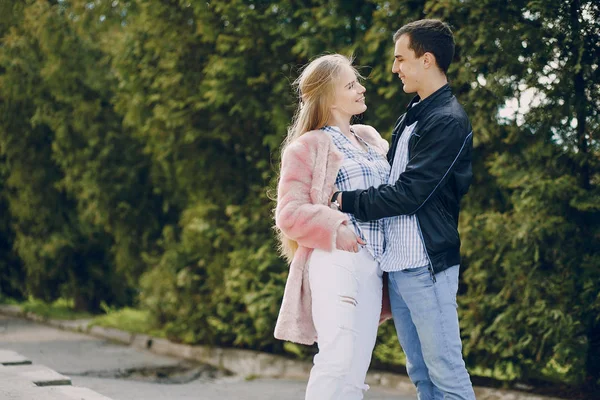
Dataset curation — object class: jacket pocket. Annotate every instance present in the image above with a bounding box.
[433,197,453,224]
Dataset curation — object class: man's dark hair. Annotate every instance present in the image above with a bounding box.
[393,19,455,74]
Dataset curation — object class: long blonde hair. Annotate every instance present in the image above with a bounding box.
[276,54,361,262]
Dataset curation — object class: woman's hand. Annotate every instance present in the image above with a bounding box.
[335,224,366,252]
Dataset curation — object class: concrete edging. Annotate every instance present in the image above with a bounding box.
[0,349,114,400]
[0,304,563,400]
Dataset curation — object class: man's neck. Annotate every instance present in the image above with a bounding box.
[417,74,448,100]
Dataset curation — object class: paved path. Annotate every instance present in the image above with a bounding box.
[0,315,415,400]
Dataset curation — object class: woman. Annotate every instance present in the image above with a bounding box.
[274,54,391,400]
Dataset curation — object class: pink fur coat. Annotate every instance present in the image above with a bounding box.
[274,124,389,345]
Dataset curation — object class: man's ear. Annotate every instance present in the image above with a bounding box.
[422,52,436,70]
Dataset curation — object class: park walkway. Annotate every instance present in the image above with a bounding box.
[0,315,412,400]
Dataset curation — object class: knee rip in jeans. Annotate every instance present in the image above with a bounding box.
[339,295,357,306]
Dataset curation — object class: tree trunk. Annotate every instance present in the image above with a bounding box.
[570,0,590,191]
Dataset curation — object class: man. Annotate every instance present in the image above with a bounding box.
[332,19,476,400]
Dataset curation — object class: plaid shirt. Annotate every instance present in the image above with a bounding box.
[381,121,430,271]
[323,126,390,261]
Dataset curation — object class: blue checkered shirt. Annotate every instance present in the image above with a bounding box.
[323,126,390,261]
[380,121,430,271]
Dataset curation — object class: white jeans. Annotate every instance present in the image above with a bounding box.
[305,247,383,400]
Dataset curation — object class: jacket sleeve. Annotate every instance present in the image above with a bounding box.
[342,116,473,221]
[275,140,349,251]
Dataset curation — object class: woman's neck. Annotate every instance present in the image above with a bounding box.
[327,116,352,138]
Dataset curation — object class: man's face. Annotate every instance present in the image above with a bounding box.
[391,34,424,94]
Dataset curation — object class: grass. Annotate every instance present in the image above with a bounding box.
[20,297,94,320]
[1,297,166,338]
[0,297,21,305]
[90,307,166,338]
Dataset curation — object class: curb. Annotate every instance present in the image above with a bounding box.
[0,349,113,400]
[0,304,563,400]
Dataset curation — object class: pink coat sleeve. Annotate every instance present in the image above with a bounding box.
[275,140,348,251]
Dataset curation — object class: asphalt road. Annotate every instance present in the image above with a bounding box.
[0,315,415,400]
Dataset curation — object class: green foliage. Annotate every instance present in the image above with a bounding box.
[20,297,94,320]
[0,157,24,300]
[373,321,406,368]
[444,0,600,387]
[91,306,166,337]
[0,0,597,389]
[0,0,166,311]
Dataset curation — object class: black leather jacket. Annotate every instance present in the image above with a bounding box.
[341,84,473,276]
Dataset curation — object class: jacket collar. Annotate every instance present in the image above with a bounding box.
[405,84,452,126]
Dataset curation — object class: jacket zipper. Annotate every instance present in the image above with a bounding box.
[415,215,436,283]
[409,131,436,283]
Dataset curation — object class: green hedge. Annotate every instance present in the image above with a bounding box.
[0,0,598,388]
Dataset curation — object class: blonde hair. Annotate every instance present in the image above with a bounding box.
[276,54,361,262]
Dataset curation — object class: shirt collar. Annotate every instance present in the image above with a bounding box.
[322,125,370,151]
[405,84,452,125]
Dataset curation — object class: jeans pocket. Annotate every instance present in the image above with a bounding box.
[400,265,434,288]
[400,266,430,277]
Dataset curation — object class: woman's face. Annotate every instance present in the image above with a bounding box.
[330,64,367,117]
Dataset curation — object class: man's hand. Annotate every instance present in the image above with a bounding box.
[335,224,366,252]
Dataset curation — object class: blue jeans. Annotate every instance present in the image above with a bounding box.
[388,265,475,400]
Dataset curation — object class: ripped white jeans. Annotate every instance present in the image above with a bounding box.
[305,247,383,400]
